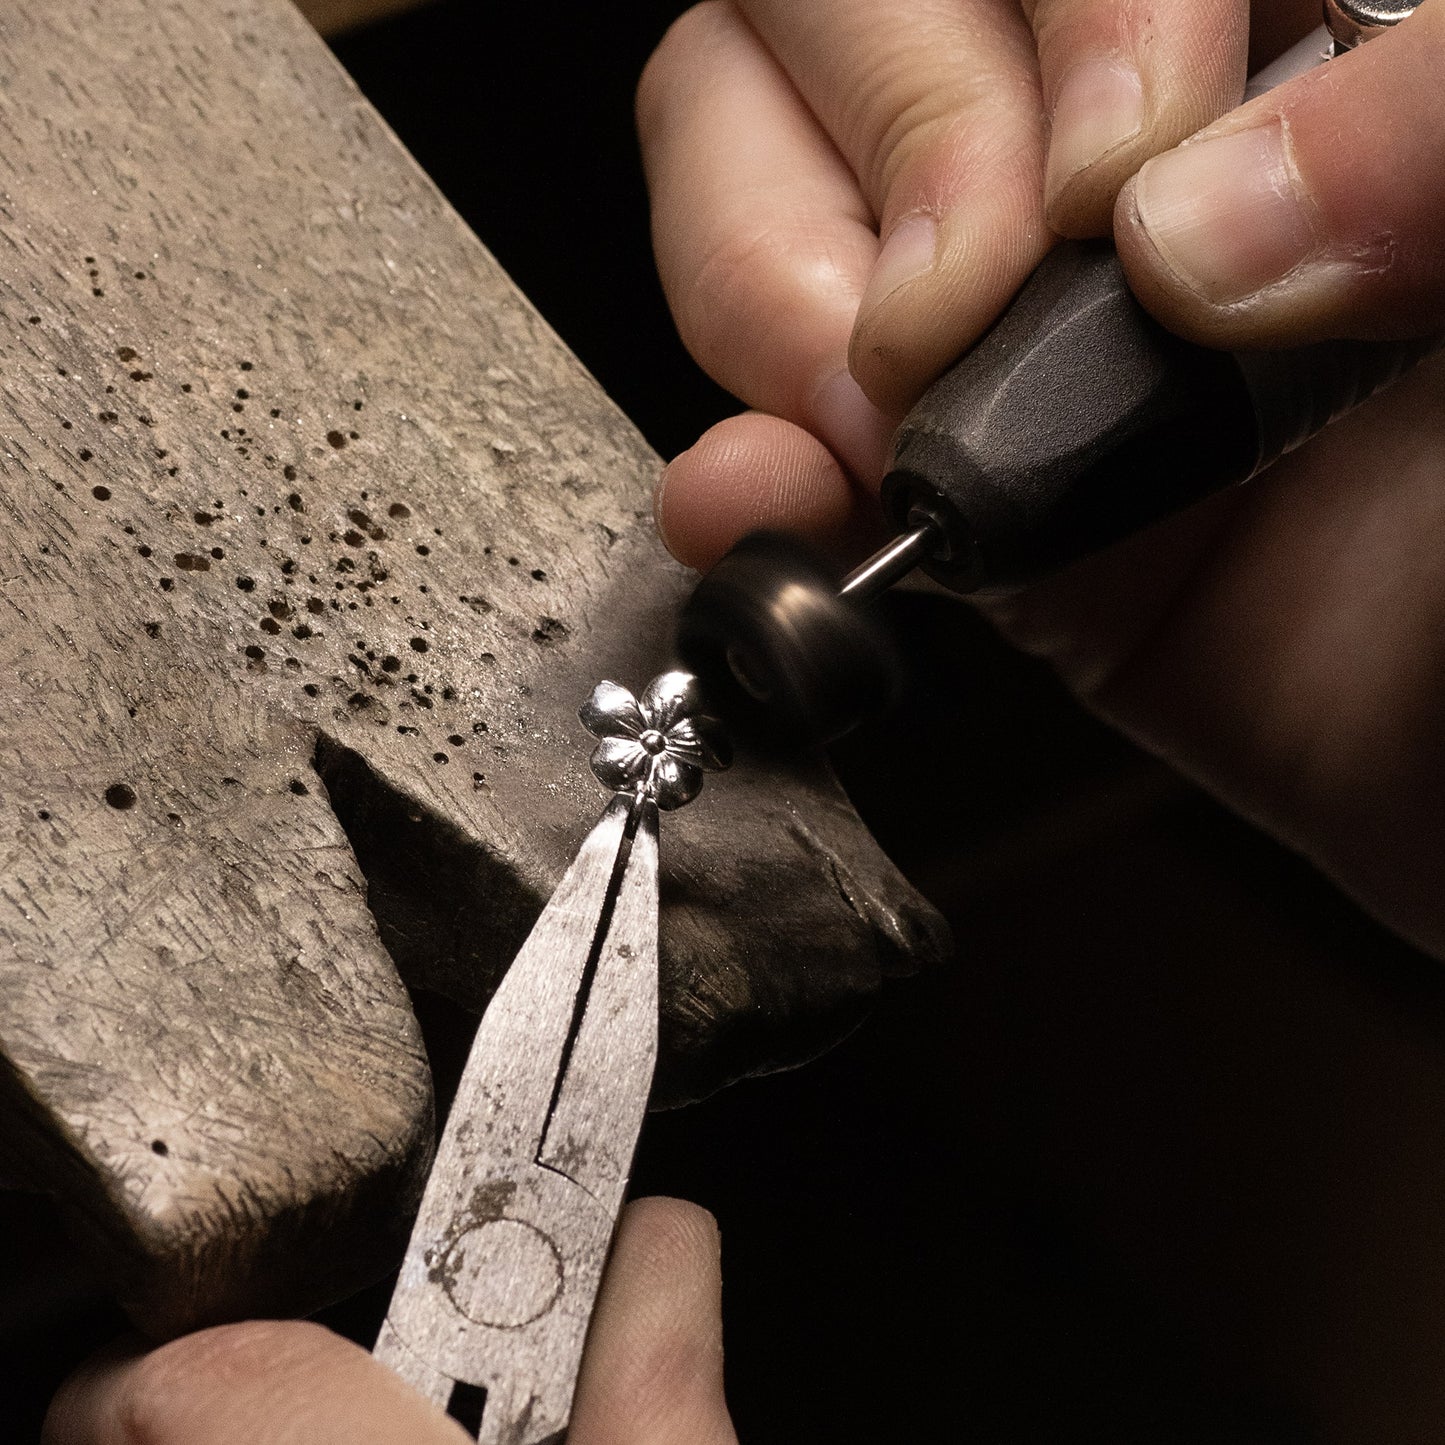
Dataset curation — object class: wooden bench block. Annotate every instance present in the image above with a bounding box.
[0,0,946,1336]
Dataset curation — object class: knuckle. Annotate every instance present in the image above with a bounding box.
[674,223,825,385]
[864,67,1037,212]
[798,8,1036,212]
[672,228,772,380]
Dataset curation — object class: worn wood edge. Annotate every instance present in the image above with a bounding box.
[294,0,432,38]
[0,1049,432,1337]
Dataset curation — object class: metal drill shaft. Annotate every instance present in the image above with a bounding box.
[837,521,939,602]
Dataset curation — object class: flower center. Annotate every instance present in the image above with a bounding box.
[638,728,668,756]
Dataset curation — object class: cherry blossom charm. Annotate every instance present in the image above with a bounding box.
[579,670,732,810]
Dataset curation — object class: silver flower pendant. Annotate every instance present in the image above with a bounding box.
[375,672,729,1445]
[581,669,732,809]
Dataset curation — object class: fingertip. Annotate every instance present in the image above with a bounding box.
[43,1337,147,1445]
[571,1197,734,1445]
[807,368,895,484]
[1112,127,1353,349]
[652,458,677,559]
[849,189,1051,416]
[656,414,866,572]
[1113,169,1223,342]
[615,1196,723,1292]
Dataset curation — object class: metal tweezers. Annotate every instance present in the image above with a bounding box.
[375,672,727,1444]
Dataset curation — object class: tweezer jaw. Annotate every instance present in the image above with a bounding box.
[375,673,727,1444]
[375,795,655,1444]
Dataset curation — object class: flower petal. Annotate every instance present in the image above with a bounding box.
[639,670,703,734]
[648,753,704,811]
[580,680,645,740]
[590,736,649,791]
[664,717,732,773]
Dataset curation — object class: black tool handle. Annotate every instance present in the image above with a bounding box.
[882,239,1440,593]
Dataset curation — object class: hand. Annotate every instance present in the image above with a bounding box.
[42,1197,737,1445]
[638,0,1445,960]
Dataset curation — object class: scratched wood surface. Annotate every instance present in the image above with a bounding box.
[0,0,947,1337]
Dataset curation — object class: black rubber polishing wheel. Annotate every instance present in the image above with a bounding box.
[676,532,902,745]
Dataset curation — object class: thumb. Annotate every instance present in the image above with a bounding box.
[1114,7,1445,348]
[569,1197,737,1445]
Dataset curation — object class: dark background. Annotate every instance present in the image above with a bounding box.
[8,4,1445,1442]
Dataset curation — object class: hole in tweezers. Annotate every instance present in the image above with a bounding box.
[446,1380,486,1437]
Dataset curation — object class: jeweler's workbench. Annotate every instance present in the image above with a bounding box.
[0,0,945,1340]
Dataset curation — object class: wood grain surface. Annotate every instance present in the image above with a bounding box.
[0,0,947,1337]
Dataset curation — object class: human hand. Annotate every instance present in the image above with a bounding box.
[638,0,1283,562]
[638,0,1445,960]
[42,1197,737,1445]
[644,5,1445,965]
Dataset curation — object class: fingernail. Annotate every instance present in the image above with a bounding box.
[1132,122,1317,304]
[859,213,937,316]
[810,369,893,483]
[1045,57,1145,197]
